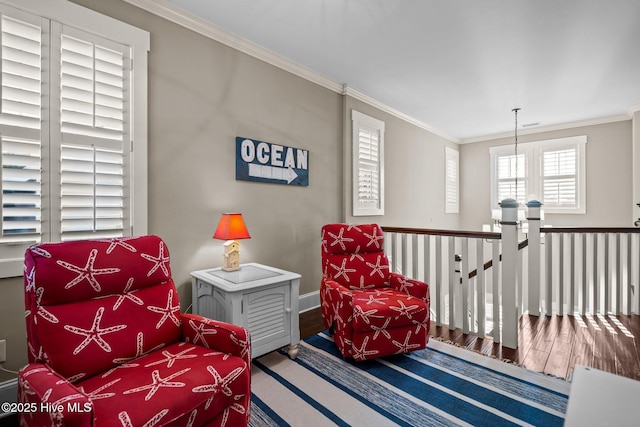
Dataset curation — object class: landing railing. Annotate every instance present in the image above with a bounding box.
[382,203,640,350]
[382,227,504,343]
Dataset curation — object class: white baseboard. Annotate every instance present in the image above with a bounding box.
[0,378,18,418]
[299,291,319,313]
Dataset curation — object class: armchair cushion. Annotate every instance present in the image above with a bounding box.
[352,289,429,332]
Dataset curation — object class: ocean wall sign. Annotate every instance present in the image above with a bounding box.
[235,137,309,186]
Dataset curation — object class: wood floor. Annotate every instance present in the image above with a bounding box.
[300,308,640,382]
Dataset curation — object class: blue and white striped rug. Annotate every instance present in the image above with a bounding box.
[249,332,570,427]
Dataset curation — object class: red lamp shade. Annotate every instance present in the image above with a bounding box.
[213,213,251,241]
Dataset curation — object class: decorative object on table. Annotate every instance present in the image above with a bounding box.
[213,212,251,271]
[235,136,309,186]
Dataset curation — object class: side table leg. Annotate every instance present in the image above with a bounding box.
[287,344,299,360]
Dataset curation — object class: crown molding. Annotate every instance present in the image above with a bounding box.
[122,0,460,143]
[630,104,640,115]
[461,114,632,144]
[122,0,342,93]
[342,86,459,143]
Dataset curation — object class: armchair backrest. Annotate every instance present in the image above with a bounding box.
[321,223,389,290]
[24,235,181,382]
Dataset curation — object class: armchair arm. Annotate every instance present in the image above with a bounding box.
[389,272,430,303]
[18,363,93,427]
[181,313,250,366]
[320,278,355,350]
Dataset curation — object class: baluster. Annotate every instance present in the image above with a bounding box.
[423,234,431,287]
[593,233,599,314]
[637,233,640,314]
[581,233,588,315]
[546,232,553,315]
[492,238,500,342]
[604,233,610,314]
[412,233,419,279]
[476,238,485,337]
[616,233,622,315]
[390,232,398,273]
[401,233,408,276]
[627,233,632,315]
[558,233,564,316]
[448,236,456,330]
[461,237,469,334]
[570,233,576,315]
[435,235,443,326]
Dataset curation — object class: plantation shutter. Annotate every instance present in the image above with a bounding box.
[496,152,526,206]
[445,147,459,213]
[54,24,129,241]
[352,110,384,216]
[541,147,577,208]
[0,9,43,246]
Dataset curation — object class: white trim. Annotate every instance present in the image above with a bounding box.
[630,104,640,115]
[343,86,459,143]
[299,291,320,313]
[463,114,630,144]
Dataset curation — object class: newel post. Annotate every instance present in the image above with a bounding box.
[500,198,519,349]
[526,200,543,315]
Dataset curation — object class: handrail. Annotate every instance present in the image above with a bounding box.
[541,226,640,234]
[381,226,501,240]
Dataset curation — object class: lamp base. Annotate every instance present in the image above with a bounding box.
[221,240,241,272]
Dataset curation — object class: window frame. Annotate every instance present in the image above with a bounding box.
[445,146,459,214]
[0,0,149,278]
[352,109,385,216]
[490,135,587,214]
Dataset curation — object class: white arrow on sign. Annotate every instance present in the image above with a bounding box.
[248,163,298,184]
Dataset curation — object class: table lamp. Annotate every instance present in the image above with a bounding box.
[213,213,251,271]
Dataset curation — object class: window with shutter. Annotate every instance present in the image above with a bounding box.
[495,152,526,206]
[352,110,384,216]
[0,9,43,248]
[445,147,459,213]
[55,26,128,241]
[542,147,577,208]
[0,0,148,278]
[490,136,586,214]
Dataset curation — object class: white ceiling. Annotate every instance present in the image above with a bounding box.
[160,0,640,141]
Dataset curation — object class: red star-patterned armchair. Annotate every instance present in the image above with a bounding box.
[321,224,430,361]
[18,235,251,427]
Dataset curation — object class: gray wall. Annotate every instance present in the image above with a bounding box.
[460,120,634,230]
[0,0,455,380]
[343,97,460,229]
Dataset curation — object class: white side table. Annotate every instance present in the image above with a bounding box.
[190,263,301,359]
